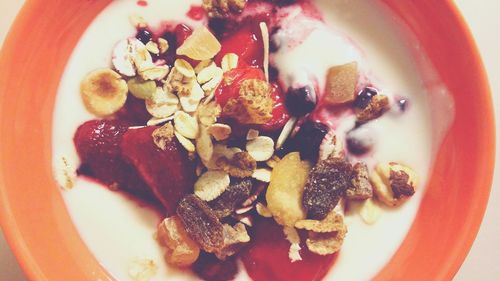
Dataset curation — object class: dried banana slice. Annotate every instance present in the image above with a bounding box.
[176,26,221,60]
[80,68,128,116]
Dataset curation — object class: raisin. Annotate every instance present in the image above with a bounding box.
[302,157,353,220]
[177,194,224,253]
[390,170,415,199]
[210,178,253,219]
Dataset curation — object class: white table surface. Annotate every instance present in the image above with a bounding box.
[1,1,499,280]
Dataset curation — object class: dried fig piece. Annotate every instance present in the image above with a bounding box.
[210,178,253,219]
[177,194,224,253]
[345,162,373,200]
[302,157,353,220]
[217,151,257,178]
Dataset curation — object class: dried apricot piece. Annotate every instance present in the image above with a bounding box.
[177,195,224,253]
[266,152,311,226]
[157,216,200,267]
[302,157,353,220]
[80,68,128,116]
[324,62,358,105]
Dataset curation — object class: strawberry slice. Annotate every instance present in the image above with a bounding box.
[74,119,154,199]
[214,21,264,68]
[215,67,290,132]
[241,218,337,281]
[121,126,196,215]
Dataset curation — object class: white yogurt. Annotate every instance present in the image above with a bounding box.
[52,0,453,281]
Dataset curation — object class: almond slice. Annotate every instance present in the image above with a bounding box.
[176,26,222,61]
[147,116,175,126]
[276,116,297,149]
[146,41,160,54]
[179,82,204,113]
[174,111,199,139]
[246,136,274,161]
[81,68,128,117]
[194,171,231,201]
[196,125,214,164]
[259,22,270,82]
[174,131,196,153]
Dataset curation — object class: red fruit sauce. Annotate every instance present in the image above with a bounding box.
[187,5,206,21]
[136,0,148,7]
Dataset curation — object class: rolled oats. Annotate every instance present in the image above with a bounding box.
[174,131,196,153]
[207,123,232,141]
[145,87,180,118]
[251,168,272,183]
[174,111,199,139]
[194,171,231,201]
[246,136,274,161]
[221,53,239,72]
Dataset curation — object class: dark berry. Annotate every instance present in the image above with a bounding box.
[397,98,409,112]
[346,127,374,155]
[193,253,238,281]
[208,18,229,38]
[291,121,329,160]
[136,28,152,44]
[354,87,378,109]
[285,86,316,117]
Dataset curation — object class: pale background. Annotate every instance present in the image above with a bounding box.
[1,0,499,280]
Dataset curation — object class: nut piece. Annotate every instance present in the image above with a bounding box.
[266,152,311,227]
[174,111,199,139]
[306,224,347,256]
[221,53,239,72]
[202,0,247,18]
[217,151,257,178]
[146,87,180,118]
[246,136,275,161]
[157,216,200,267]
[283,226,302,262]
[209,178,253,219]
[207,123,232,141]
[324,62,358,105]
[194,171,231,201]
[302,157,353,220]
[177,26,222,60]
[359,198,382,225]
[223,79,273,125]
[152,123,175,151]
[128,258,158,281]
[346,162,373,200]
[177,194,224,253]
[371,162,418,206]
[356,95,390,123]
[295,209,345,233]
[214,223,250,260]
[80,68,128,117]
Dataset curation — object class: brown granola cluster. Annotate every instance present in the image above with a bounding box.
[202,0,248,18]
[223,79,274,124]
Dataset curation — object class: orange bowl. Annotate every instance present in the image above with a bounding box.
[0,0,494,280]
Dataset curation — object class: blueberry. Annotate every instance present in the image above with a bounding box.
[397,98,409,112]
[346,127,374,155]
[354,87,378,109]
[285,86,316,117]
[291,121,329,160]
[136,28,153,44]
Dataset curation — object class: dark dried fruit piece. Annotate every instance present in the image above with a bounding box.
[216,152,257,178]
[177,194,224,253]
[346,162,373,200]
[290,121,330,160]
[210,178,253,219]
[390,170,415,199]
[302,157,353,220]
[192,252,238,281]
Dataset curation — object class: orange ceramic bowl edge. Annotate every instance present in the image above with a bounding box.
[0,0,495,281]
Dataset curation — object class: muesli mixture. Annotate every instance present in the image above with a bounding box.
[72,0,418,280]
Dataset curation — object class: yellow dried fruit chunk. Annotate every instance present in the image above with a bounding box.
[295,209,345,233]
[157,216,200,267]
[266,152,311,227]
[177,26,222,60]
[80,68,128,116]
[306,225,347,256]
[324,62,358,105]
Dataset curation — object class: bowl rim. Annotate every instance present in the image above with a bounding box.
[0,0,495,280]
